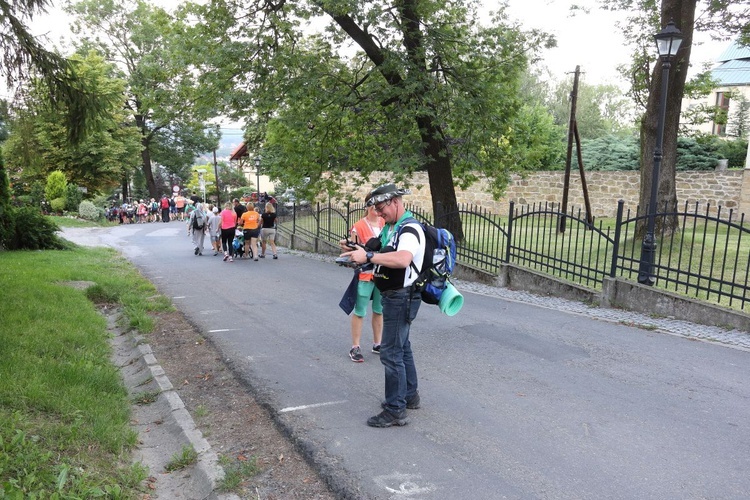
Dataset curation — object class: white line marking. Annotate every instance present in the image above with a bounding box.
[208,329,238,333]
[173,296,186,299]
[279,400,348,413]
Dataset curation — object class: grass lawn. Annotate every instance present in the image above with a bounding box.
[0,245,171,497]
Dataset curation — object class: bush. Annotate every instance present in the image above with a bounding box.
[0,206,68,250]
[0,157,9,210]
[66,183,84,211]
[78,200,100,220]
[45,171,67,202]
[580,135,639,171]
[677,137,719,170]
[13,195,33,207]
[50,197,67,214]
[716,138,748,168]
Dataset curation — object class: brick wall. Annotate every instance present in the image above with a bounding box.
[336,169,748,218]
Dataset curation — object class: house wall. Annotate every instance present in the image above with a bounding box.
[682,85,750,137]
[337,168,750,219]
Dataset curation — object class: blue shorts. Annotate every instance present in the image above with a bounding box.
[354,280,383,317]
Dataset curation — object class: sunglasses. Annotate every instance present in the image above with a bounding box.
[373,200,392,213]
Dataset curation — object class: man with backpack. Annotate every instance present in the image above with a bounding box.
[187,202,207,255]
[341,183,425,428]
[160,195,170,223]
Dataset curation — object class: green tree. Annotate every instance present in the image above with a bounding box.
[67,0,220,199]
[716,137,749,167]
[603,0,750,234]
[3,51,142,195]
[0,100,9,143]
[727,92,750,139]
[679,69,721,136]
[549,80,636,140]
[186,0,554,234]
[45,170,67,202]
[1,0,105,143]
[0,151,9,208]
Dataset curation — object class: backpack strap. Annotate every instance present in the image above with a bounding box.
[395,217,430,284]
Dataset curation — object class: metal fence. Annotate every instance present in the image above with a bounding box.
[278,199,750,311]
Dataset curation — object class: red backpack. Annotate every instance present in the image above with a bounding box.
[160,198,169,209]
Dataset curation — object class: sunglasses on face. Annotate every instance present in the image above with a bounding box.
[374,200,392,213]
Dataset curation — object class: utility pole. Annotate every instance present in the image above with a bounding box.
[560,66,580,233]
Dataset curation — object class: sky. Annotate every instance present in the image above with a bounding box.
[502,0,729,86]
[22,0,732,100]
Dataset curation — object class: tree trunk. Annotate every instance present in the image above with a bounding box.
[418,117,463,240]
[327,2,463,239]
[638,0,696,238]
[141,144,157,199]
[121,173,129,202]
[135,114,158,199]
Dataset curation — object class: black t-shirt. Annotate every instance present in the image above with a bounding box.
[261,212,277,229]
[234,204,247,219]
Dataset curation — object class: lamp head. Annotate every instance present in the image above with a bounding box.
[654,20,683,59]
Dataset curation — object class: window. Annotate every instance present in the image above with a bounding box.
[713,92,731,136]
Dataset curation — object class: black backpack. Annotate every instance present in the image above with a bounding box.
[192,210,205,229]
[397,217,457,305]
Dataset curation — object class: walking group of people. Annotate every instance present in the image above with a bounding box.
[186,198,279,261]
[108,193,201,224]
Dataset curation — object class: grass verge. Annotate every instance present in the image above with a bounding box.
[0,245,172,497]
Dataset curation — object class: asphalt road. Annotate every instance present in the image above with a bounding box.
[67,222,750,499]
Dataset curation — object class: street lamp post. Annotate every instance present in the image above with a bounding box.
[637,20,683,286]
[213,149,221,206]
[254,156,261,207]
[196,169,207,203]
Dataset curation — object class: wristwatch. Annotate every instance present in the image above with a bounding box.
[365,251,374,263]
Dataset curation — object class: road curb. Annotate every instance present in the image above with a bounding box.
[107,309,239,499]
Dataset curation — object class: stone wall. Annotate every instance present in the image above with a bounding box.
[337,169,748,218]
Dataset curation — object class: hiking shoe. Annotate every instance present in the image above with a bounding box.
[273,255,278,260]
[194,247,199,255]
[349,346,364,363]
[381,391,420,410]
[372,344,381,354]
[367,410,407,428]
[259,254,265,258]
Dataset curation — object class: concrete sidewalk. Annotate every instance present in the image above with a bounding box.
[106,306,237,500]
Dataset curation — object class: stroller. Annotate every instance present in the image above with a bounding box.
[232,230,245,259]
